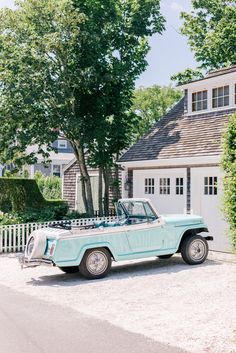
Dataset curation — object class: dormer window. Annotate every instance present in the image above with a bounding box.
[58,139,67,149]
[192,90,207,112]
[212,85,229,108]
[179,66,236,115]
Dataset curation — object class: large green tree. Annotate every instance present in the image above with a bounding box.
[171,0,236,85]
[0,0,165,215]
[222,113,236,251]
[132,85,182,139]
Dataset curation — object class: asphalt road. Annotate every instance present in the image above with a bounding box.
[0,284,186,353]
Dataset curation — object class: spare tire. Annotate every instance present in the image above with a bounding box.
[26,230,47,260]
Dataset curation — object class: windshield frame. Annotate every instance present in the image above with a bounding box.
[117,200,158,222]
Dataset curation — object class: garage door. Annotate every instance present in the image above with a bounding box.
[191,167,231,252]
[133,169,186,214]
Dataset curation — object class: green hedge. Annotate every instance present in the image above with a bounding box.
[18,201,69,223]
[0,178,68,223]
[222,113,236,251]
[0,178,45,212]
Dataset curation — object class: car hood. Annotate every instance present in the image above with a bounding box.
[161,214,205,227]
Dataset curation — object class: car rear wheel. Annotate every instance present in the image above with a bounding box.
[59,266,79,274]
[158,254,173,259]
[181,235,208,265]
[79,248,111,279]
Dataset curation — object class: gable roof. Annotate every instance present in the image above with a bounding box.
[119,98,236,163]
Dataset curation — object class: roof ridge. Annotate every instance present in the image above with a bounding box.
[207,64,236,76]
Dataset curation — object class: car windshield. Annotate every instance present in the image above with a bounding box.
[116,202,127,222]
[121,201,157,221]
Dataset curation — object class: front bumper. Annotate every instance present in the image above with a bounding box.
[19,254,54,269]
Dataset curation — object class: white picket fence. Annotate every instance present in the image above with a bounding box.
[0,216,116,254]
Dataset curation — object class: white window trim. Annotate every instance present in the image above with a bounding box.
[176,177,184,195]
[184,74,236,116]
[51,164,62,177]
[192,90,208,112]
[159,177,171,195]
[204,176,218,196]
[58,140,68,149]
[212,85,230,109]
[144,178,155,195]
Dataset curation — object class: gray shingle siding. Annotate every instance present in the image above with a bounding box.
[63,161,121,211]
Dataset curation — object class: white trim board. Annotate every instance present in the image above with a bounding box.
[62,157,76,174]
[118,155,220,169]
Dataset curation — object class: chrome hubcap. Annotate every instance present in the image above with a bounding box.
[86,251,108,275]
[189,239,206,261]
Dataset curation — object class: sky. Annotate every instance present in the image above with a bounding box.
[0,0,197,87]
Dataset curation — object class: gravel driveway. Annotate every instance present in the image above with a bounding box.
[0,253,235,353]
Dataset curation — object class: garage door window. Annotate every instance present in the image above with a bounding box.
[204,176,217,195]
[176,178,184,195]
[145,178,154,194]
[160,178,170,195]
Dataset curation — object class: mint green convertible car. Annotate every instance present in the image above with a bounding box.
[20,198,212,279]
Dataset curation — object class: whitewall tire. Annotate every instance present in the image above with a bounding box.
[181,235,208,265]
[26,231,47,260]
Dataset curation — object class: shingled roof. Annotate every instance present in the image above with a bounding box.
[119,98,236,162]
[179,65,236,86]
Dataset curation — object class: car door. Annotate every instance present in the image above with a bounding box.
[126,221,165,253]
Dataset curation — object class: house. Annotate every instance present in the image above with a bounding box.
[63,159,120,214]
[0,162,17,177]
[25,138,74,178]
[119,65,236,252]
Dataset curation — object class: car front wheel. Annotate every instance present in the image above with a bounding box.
[181,235,208,265]
[79,248,111,279]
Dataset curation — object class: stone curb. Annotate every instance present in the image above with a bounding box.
[208,250,236,264]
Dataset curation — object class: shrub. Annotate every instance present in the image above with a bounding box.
[0,211,23,225]
[18,201,69,223]
[222,113,236,251]
[34,171,62,200]
[63,210,84,220]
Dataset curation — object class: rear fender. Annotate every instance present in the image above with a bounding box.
[55,242,117,268]
[78,242,117,262]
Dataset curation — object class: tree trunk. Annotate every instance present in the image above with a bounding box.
[72,141,94,216]
[80,175,88,214]
[102,166,110,216]
[98,166,103,216]
[114,153,121,201]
